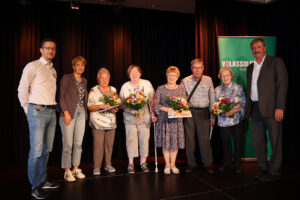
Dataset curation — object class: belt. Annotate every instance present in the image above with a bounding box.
[189,107,208,110]
[30,103,57,109]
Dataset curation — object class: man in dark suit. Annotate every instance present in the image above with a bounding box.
[245,38,288,181]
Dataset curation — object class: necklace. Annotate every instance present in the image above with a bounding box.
[166,84,178,89]
[99,86,110,94]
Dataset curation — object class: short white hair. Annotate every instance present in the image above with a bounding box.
[97,67,110,79]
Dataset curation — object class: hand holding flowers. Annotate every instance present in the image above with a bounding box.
[165,95,190,117]
[211,97,240,117]
[166,96,189,111]
[123,91,147,117]
[99,92,121,112]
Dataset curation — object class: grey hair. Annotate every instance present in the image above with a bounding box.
[218,67,235,79]
[97,67,110,80]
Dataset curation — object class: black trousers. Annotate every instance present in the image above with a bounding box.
[184,108,213,168]
[219,123,243,170]
[251,102,282,175]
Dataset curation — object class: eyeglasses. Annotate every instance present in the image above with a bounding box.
[43,47,56,51]
[192,67,203,70]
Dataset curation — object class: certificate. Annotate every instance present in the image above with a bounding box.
[100,105,120,112]
[168,110,192,118]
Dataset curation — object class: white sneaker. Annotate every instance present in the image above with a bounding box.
[104,166,116,173]
[72,168,86,179]
[64,171,75,182]
[164,168,171,174]
[93,168,101,175]
[171,167,180,174]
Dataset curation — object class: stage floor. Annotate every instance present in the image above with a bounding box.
[1,159,300,200]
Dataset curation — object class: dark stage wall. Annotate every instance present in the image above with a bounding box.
[1,0,299,170]
[1,0,195,169]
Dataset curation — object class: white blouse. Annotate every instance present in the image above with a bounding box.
[88,85,117,130]
[119,79,155,125]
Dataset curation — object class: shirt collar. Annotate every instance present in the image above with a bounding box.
[39,57,53,68]
[223,82,233,89]
[254,54,266,66]
[192,75,202,82]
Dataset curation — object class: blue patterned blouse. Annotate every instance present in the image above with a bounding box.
[215,82,246,127]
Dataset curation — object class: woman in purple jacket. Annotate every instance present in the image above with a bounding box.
[59,56,88,182]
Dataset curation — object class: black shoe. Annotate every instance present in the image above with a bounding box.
[255,170,268,180]
[259,173,279,181]
[218,165,230,172]
[185,166,196,173]
[32,187,47,199]
[41,181,60,189]
[205,166,214,174]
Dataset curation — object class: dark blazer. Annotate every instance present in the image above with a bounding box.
[245,55,288,118]
[59,73,88,120]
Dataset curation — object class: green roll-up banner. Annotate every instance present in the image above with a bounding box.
[218,36,276,158]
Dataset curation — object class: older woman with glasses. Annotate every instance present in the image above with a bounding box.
[215,67,245,173]
[153,66,187,174]
[120,64,155,174]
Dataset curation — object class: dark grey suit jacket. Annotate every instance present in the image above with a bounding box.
[245,55,288,118]
[59,73,88,119]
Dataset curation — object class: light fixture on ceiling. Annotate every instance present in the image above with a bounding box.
[70,0,79,10]
[236,0,278,4]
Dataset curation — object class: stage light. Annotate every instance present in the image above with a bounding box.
[70,0,79,10]
[20,0,32,6]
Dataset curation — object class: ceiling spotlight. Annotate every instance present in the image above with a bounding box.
[70,0,79,10]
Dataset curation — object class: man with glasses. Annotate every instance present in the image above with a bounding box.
[18,38,60,199]
[181,58,215,174]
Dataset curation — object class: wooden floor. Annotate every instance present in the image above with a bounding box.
[1,159,300,200]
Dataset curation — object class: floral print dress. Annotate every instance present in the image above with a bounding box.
[154,85,187,151]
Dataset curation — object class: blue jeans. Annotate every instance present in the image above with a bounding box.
[60,106,86,169]
[27,104,57,190]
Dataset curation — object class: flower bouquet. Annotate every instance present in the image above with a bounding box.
[211,97,239,117]
[123,91,147,117]
[166,96,191,118]
[99,92,121,112]
[166,96,189,110]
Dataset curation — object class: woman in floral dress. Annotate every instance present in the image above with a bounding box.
[154,66,187,174]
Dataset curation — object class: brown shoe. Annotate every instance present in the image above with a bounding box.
[128,164,135,174]
[141,163,149,172]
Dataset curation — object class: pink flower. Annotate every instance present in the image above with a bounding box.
[226,98,231,104]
